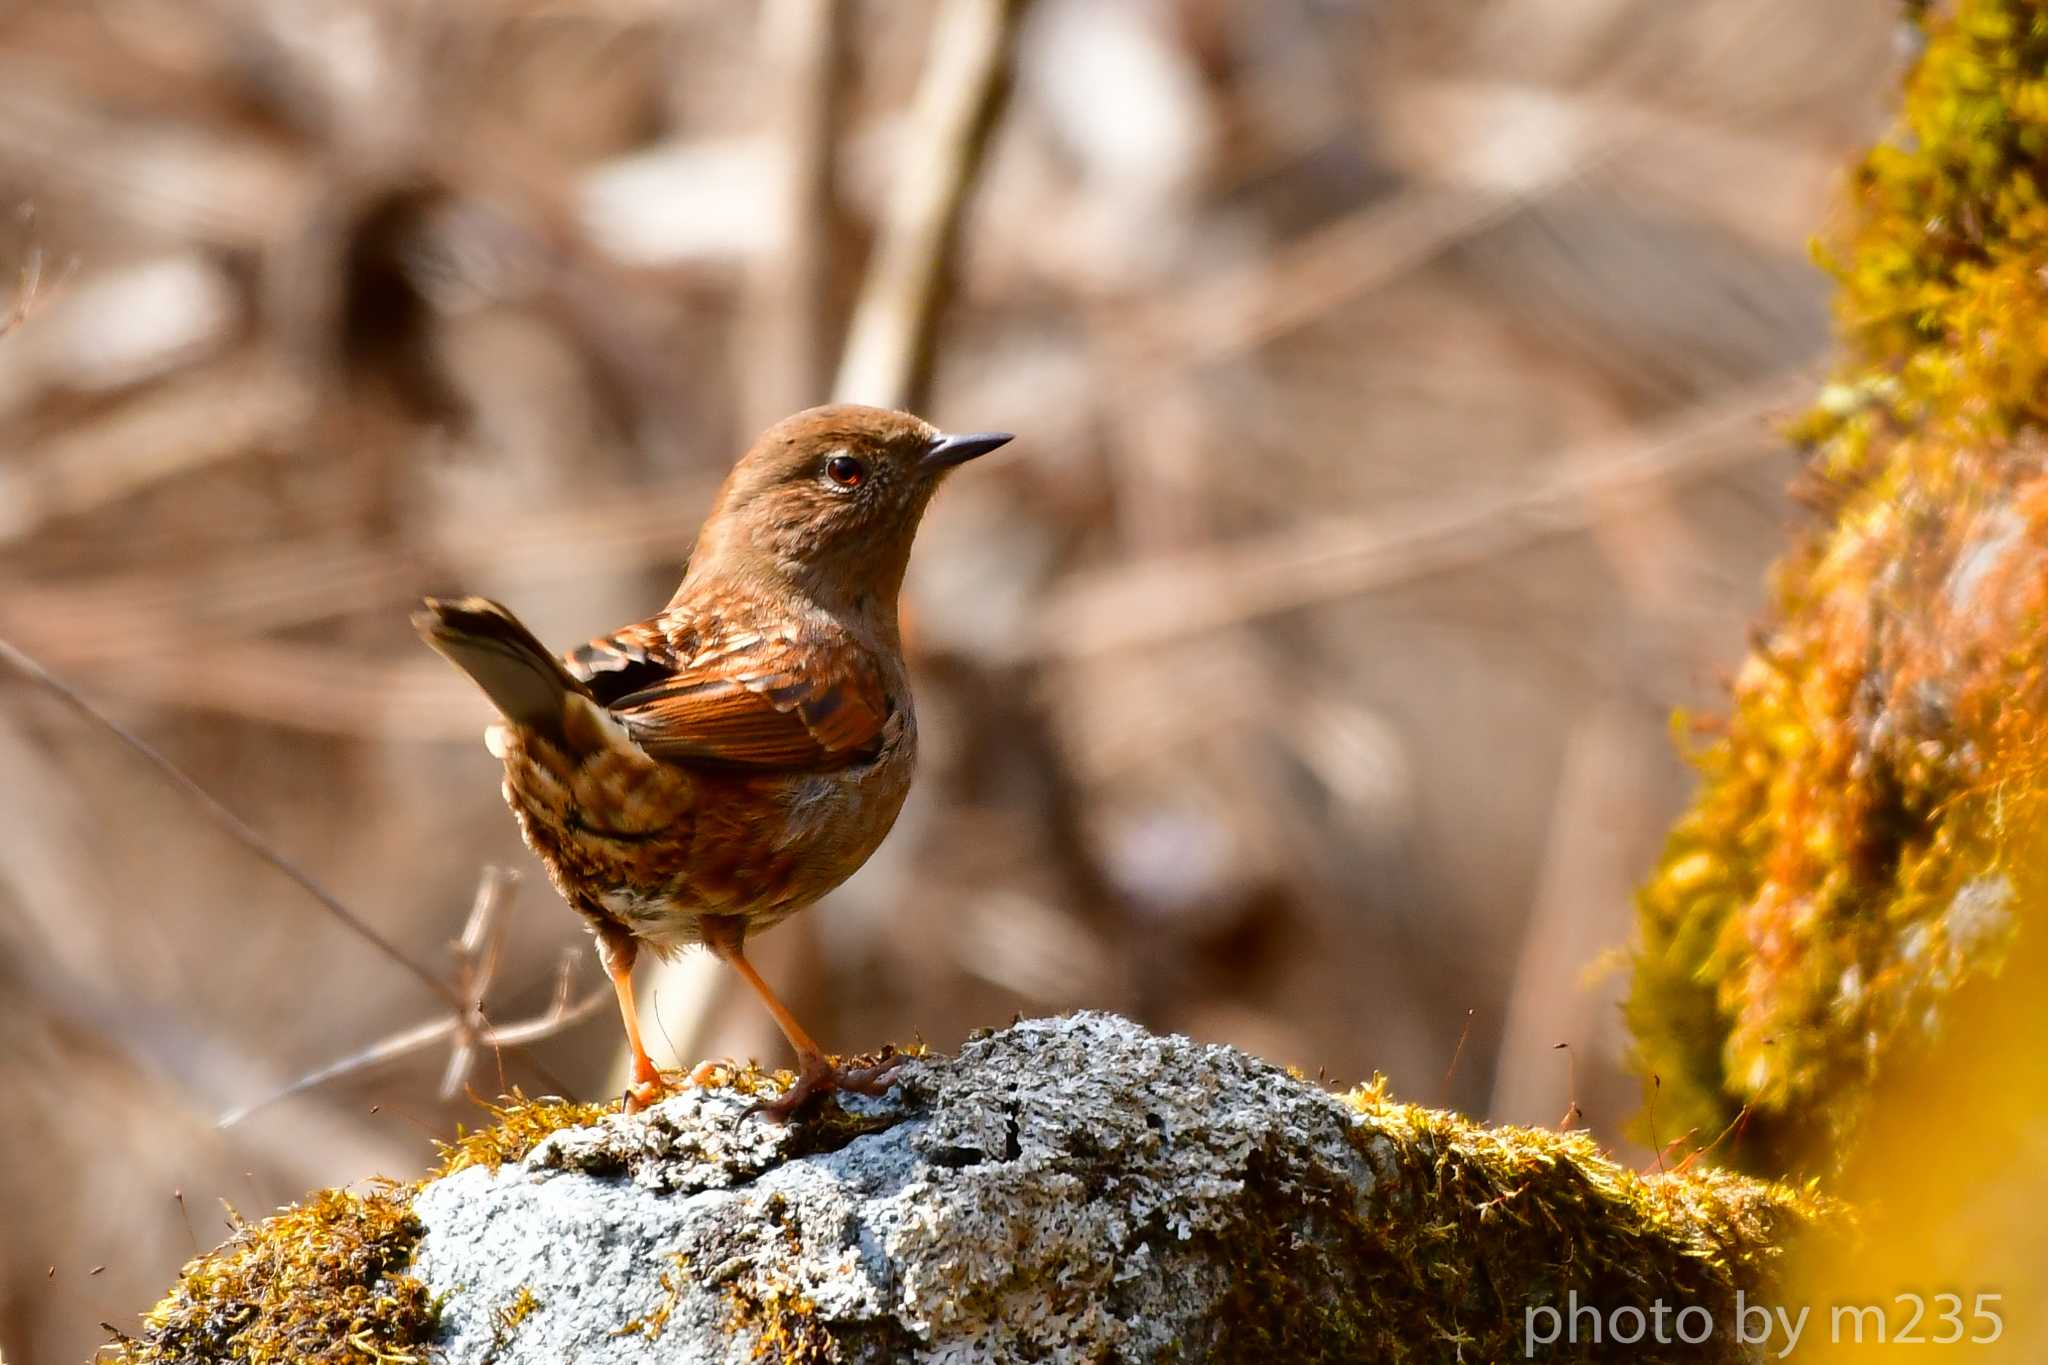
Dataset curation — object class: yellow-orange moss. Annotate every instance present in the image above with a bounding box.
[610,1253,690,1342]
[98,1184,438,1365]
[492,1285,541,1344]
[433,1089,618,1177]
[1628,0,2048,1176]
[429,1060,840,1177]
[722,1278,836,1364]
[102,1087,637,1363]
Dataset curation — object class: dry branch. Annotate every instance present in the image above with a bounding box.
[741,0,849,428]
[218,867,609,1127]
[1039,369,1815,659]
[832,0,1031,409]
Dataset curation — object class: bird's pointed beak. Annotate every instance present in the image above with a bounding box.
[922,430,1013,472]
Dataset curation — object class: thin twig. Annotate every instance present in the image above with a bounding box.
[1554,1042,1583,1131]
[1644,1073,1664,1172]
[216,1016,461,1129]
[478,953,609,1049]
[0,634,461,1009]
[1439,1007,1475,1105]
[217,958,608,1126]
[2,233,42,337]
[217,868,609,1127]
[437,867,518,1098]
[1672,1103,1754,1174]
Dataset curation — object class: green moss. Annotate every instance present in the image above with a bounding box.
[1198,1081,1838,1363]
[99,1183,439,1365]
[1628,0,2048,1177]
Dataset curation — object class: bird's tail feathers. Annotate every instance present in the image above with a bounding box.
[414,596,600,753]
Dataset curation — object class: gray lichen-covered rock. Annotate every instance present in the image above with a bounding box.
[415,1013,1378,1362]
[105,1012,1841,1364]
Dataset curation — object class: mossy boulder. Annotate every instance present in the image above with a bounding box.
[105,1013,1839,1364]
[1627,0,2048,1178]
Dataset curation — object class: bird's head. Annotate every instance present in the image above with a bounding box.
[686,404,1012,618]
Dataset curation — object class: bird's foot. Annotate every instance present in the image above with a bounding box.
[621,1058,768,1112]
[745,1048,906,1122]
[687,1057,736,1087]
[621,1057,668,1114]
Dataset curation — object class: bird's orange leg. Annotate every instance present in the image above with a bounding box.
[698,913,902,1120]
[598,928,666,1111]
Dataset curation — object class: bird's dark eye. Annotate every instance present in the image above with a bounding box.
[825,455,867,488]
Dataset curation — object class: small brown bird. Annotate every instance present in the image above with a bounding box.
[415,404,1011,1116]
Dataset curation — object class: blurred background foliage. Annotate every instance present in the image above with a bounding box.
[0,0,1919,1360]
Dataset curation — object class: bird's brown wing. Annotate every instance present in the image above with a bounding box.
[565,619,680,707]
[604,622,890,770]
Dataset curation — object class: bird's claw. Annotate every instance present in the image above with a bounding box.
[744,1050,906,1122]
[621,1063,667,1114]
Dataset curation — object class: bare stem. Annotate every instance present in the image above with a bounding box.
[832,0,1031,410]
[0,635,460,1010]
